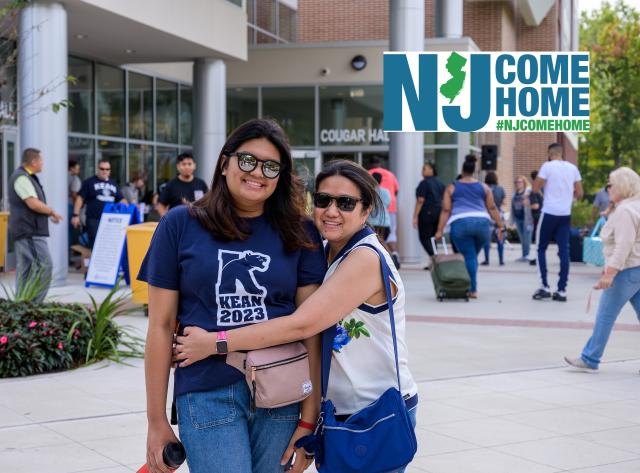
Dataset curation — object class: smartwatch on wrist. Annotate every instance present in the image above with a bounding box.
[216,331,228,355]
[72,213,79,217]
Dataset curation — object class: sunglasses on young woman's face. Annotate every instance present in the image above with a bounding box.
[226,152,282,179]
[313,192,362,212]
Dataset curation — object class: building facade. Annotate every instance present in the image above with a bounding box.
[0,0,579,278]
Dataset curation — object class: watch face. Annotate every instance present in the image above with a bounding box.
[217,340,229,355]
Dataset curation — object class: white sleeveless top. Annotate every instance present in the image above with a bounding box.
[325,229,418,415]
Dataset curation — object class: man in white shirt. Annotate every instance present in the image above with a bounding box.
[531,143,583,302]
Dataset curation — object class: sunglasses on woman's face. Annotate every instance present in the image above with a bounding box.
[313,192,362,212]
[226,152,282,179]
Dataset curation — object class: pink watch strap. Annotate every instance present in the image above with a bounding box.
[217,331,227,341]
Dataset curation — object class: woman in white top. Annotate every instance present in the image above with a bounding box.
[565,167,640,371]
[175,159,418,472]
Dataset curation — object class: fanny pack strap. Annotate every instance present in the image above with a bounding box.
[320,243,401,399]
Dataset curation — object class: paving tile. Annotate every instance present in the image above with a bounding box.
[416,400,487,426]
[0,424,72,450]
[0,405,32,428]
[418,380,493,401]
[516,384,633,406]
[414,427,478,456]
[499,407,635,435]
[425,417,557,447]
[495,437,638,470]
[46,413,148,442]
[573,399,640,424]
[440,391,556,416]
[82,433,147,465]
[412,448,559,473]
[565,459,640,473]
[0,443,118,473]
[456,372,557,393]
[576,425,640,455]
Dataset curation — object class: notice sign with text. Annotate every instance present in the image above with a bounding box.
[85,212,131,287]
[383,52,590,133]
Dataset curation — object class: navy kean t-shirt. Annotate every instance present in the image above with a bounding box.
[78,176,124,219]
[138,205,327,397]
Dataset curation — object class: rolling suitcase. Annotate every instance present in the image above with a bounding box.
[430,237,471,302]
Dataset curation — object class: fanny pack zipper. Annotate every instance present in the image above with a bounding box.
[250,352,308,371]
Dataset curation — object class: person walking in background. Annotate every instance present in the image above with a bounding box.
[157,152,208,217]
[592,183,612,222]
[71,159,127,249]
[9,148,62,302]
[122,173,145,205]
[368,155,401,268]
[481,171,506,266]
[529,169,543,265]
[369,172,392,248]
[510,176,534,262]
[68,160,82,246]
[435,155,504,299]
[565,167,640,371]
[532,143,583,302]
[413,162,444,265]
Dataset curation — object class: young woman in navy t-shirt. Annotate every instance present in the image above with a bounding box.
[139,119,326,473]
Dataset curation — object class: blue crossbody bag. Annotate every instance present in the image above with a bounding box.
[296,244,418,472]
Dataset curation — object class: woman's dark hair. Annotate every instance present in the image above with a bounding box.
[462,154,477,175]
[424,161,438,176]
[315,160,382,217]
[484,171,498,186]
[189,118,313,252]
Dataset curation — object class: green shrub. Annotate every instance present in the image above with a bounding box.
[571,199,593,228]
[0,284,144,378]
[0,300,92,377]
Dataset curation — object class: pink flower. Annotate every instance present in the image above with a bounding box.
[57,342,64,350]
[0,336,8,344]
[42,322,48,328]
[29,321,37,328]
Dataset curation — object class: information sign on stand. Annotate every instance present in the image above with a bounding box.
[85,203,141,288]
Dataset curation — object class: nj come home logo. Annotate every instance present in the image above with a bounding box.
[383,52,590,133]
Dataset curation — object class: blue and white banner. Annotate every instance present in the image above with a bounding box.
[383,52,590,133]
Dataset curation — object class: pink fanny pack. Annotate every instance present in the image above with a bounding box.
[226,342,313,409]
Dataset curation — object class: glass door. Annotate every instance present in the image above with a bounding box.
[292,150,321,192]
[0,125,18,211]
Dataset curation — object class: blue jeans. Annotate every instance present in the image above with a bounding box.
[514,218,532,258]
[482,225,504,264]
[450,217,491,293]
[395,406,418,473]
[537,213,571,291]
[581,266,640,368]
[177,380,299,473]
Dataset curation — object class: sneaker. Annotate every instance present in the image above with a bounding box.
[499,262,505,266]
[564,356,598,372]
[532,287,551,300]
[553,291,567,302]
[516,257,528,262]
[480,261,489,266]
[529,259,537,266]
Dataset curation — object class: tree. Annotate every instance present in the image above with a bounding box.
[579,1,640,194]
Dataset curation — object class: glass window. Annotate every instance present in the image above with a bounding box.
[68,136,94,180]
[227,87,258,135]
[97,140,125,187]
[180,85,192,146]
[96,64,125,137]
[278,3,297,42]
[319,86,386,147]
[68,57,93,133]
[263,87,314,146]
[0,40,17,125]
[156,79,178,144]
[128,72,153,141]
[156,146,178,193]
[425,148,458,185]
[128,144,153,189]
[256,0,276,35]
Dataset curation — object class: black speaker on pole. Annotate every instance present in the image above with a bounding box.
[481,145,498,171]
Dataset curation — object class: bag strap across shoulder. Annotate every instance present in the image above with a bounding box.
[320,243,401,399]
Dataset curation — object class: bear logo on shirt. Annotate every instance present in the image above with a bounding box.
[215,250,270,327]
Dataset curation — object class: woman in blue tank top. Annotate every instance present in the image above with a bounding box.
[435,155,504,298]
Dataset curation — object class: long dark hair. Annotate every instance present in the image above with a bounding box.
[315,160,383,217]
[462,154,477,176]
[189,118,313,252]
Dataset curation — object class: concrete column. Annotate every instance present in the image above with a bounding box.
[19,1,68,286]
[389,0,424,264]
[193,59,226,183]
[437,0,464,38]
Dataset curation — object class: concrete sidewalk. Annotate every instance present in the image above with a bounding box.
[1,245,639,473]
